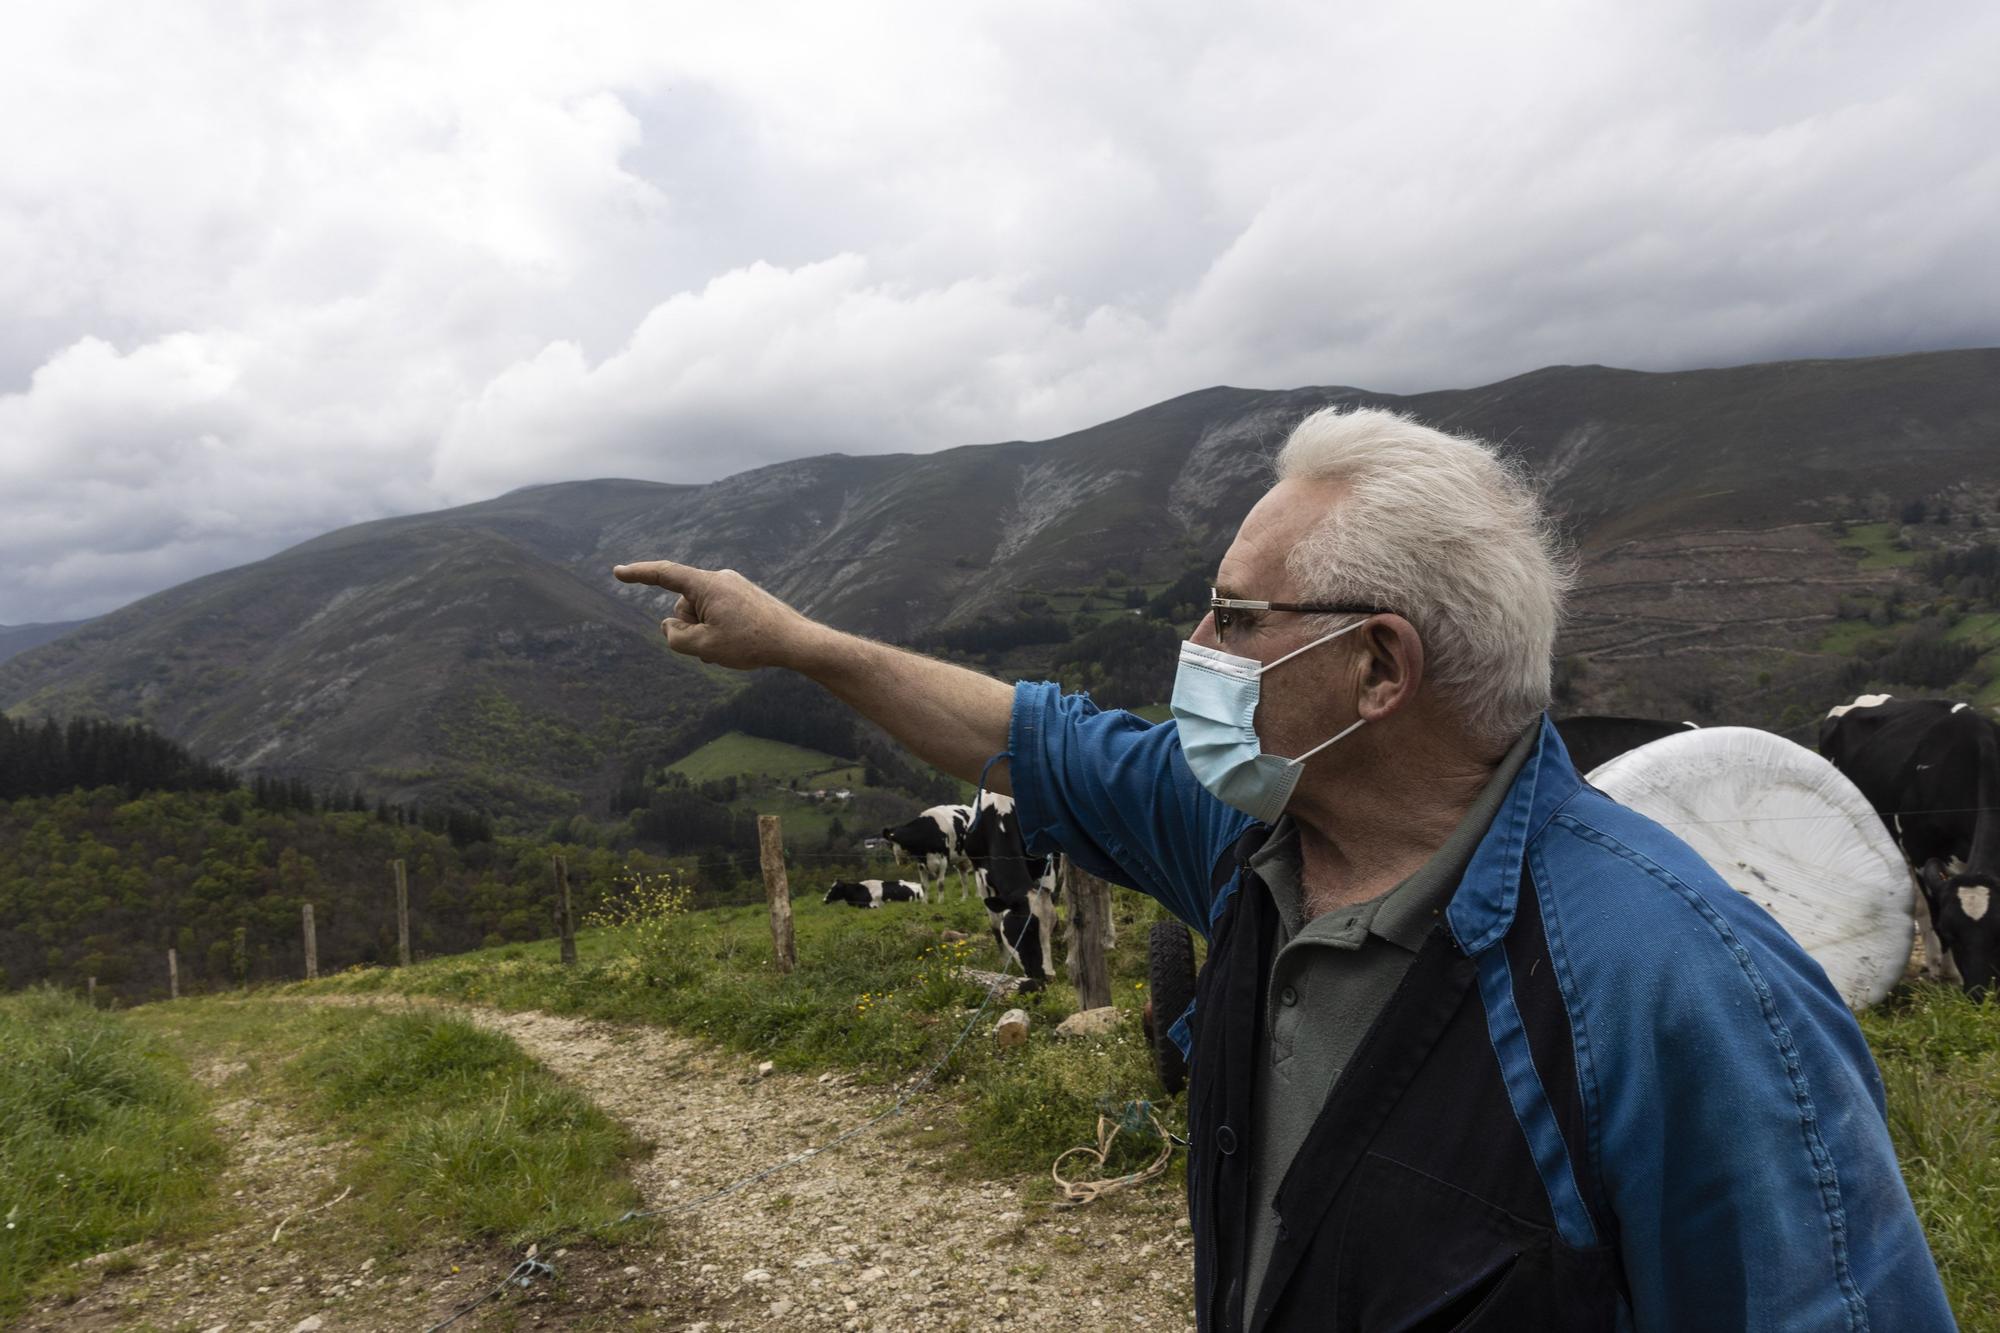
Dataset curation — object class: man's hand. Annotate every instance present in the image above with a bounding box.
[612,561,829,672]
[612,558,1013,789]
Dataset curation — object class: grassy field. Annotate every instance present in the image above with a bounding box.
[153,1000,648,1250]
[19,884,1992,1325]
[0,990,224,1319]
[282,888,2000,1329]
[1841,521,1922,570]
[666,732,856,784]
[2,993,653,1318]
[290,885,1183,1186]
[1816,617,1888,657]
[1858,983,2000,1327]
[1946,612,2000,656]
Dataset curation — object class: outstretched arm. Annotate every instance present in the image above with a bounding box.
[612,560,1014,791]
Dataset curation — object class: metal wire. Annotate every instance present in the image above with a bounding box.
[422,1257,555,1333]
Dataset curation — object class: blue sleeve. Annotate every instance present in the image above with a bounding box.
[1006,681,1251,936]
[1539,814,1955,1331]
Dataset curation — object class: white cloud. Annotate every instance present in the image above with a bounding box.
[1,0,1996,623]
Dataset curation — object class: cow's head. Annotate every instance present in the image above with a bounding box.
[824,880,862,905]
[1917,859,2000,997]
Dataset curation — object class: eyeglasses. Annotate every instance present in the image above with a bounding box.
[1209,590,1394,646]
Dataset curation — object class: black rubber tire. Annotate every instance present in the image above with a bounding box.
[1147,920,1197,1097]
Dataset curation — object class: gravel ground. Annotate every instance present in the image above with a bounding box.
[13,997,1197,1332]
[366,997,1198,1331]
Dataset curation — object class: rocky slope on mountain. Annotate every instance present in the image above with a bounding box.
[4,348,1997,809]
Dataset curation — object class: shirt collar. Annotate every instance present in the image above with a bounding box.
[1446,714,1583,955]
[1248,719,1544,953]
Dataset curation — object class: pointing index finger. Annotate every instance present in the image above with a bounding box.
[613,560,701,592]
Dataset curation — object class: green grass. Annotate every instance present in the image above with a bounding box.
[133,999,648,1253]
[287,904,1999,1317]
[667,732,853,783]
[1841,522,1922,570]
[291,888,1183,1183]
[1817,618,1888,657]
[285,1007,646,1246]
[1859,983,2000,1330]
[0,989,223,1318]
[1946,613,2000,648]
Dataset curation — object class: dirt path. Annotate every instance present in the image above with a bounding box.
[8,1044,641,1333]
[319,995,1199,1331]
[17,996,1197,1331]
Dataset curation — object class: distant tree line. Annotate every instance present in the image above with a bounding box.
[0,785,671,1003]
[921,615,1072,656]
[0,716,235,802]
[1922,542,2000,606]
[247,774,496,848]
[1836,618,1987,695]
[1144,568,1212,625]
[1051,616,1181,710]
[651,671,862,770]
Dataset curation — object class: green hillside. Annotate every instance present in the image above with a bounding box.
[666,732,855,785]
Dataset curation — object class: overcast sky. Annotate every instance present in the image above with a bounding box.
[2,0,1996,625]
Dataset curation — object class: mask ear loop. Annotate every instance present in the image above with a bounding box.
[1256,616,1373,764]
[1255,615,1373,675]
[1285,715,1367,765]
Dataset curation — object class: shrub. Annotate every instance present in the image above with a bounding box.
[586,869,698,988]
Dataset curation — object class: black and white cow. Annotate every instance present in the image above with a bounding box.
[961,791,1061,992]
[880,804,975,898]
[1554,715,1699,777]
[1820,694,2000,996]
[822,879,928,909]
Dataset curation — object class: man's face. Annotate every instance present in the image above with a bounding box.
[1193,477,1365,762]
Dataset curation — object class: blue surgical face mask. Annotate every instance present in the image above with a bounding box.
[1170,620,1371,824]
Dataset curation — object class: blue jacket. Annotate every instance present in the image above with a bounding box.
[1009,683,1954,1331]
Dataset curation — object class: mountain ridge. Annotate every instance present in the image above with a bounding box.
[6,347,1997,817]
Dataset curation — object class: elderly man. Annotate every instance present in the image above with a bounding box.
[616,408,1952,1331]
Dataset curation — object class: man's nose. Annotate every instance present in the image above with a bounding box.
[1189,611,1219,650]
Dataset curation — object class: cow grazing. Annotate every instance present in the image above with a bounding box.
[880,804,975,898]
[1554,715,1699,777]
[822,879,928,909]
[961,791,1061,991]
[1820,694,2000,995]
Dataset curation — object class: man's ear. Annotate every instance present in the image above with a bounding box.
[1356,616,1424,721]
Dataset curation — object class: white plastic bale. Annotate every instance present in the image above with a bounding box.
[1586,726,1914,1010]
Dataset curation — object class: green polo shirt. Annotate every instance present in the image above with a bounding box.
[1240,725,1537,1317]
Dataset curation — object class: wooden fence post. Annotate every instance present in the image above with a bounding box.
[392,859,411,967]
[302,902,318,981]
[758,815,797,974]
[555,855,577,965]
[168,947,179,1001]
[1065,862,1113,1010]
[87,976,96,1006]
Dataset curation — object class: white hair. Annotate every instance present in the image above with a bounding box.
[1274,407,1573,751]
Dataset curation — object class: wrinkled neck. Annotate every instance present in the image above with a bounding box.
[1288,738,1496,913]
